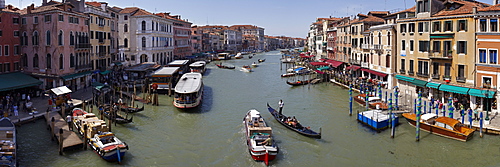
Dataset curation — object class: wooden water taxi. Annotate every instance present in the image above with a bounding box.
[243,109,279,165]
[402,113,475,142]
[353,94,389,110]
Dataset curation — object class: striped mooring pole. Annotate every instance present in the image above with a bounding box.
[416,90,422,142]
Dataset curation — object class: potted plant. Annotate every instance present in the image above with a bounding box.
[447,50,452,57]
[443,75,451,82]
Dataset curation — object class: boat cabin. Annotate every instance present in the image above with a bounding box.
[189,61,207,74]
[150,67,181,93]
[124,62,161,87]
[217,53,231,60]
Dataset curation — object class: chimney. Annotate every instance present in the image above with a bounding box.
[6,4,12,10]
[42,0,47,6]
[473,6,477,14]
[495,0,499,5]
[100,3,107,11]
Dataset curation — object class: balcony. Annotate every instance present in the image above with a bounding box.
[432,74,440,79]
[408,70,414,75]
[361,44,370,50]
[361,62,369,68]
[428,50,453,59]
[373,44,383,50]
[75,43,91,49]
[399,69,406,74]
[456,76,466,83]
[416,72,429,78]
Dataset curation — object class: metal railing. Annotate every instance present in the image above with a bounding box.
[428,50,453,58]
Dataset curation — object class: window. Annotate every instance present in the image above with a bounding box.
[401,40,406,51]
[479,49,487,63]
[22,32,28,46]
[418,22,424,33]
[457,41,467,54]
[124,38,128,47]
[13,31,19,37]
[34,16,38,24]
[409,23,415,33]
[46,54,51,69]
[124,24,128,32]
[46,31,51,45]
[400,24,407,33]
[480,19,487,32]
[142,21,146,31]
[410,40,414,51]
[70,32,74,45]
[59,54,64,69]
[0,45,2,56]
[491,19,498,32]
[4,45,8,56]
[483,77,492,88]
[33,31,39,45]
[44,15,51,22]
[443,41,451,52]
[418,41,430,52]
[4,63,9,72]
[433,21,440,32]
[444,21,452,31]
[490,50,498,64]
[409,59,414,73]
[423,22,429,32]
[444,63,451,76]
[12,18,19,24]
[458,20,467,31]
[22,18,26,25]
[90,31,94,39]
[70,53,75,68]
[458,65,465,79]
[22,54,27,67]
[142,37,146,48]
[58,30,63,46]
[388,32,391,45]
[33,54,39,68]
[418,61,429,76]
[433,62,440,75]
[124,15,128,20]
[432,41,441,52]
[0,64,3,73]
[0,30,2,37]
[58,15,64,22]
[14,45,19,55]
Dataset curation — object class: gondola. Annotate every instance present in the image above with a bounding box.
[99,105,133,124]
[266,103,321,139]
[286,80,309,86]
[258,59,266,63]
[117,103,144,113]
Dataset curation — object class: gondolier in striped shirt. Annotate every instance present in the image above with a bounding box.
[279,99,284,116]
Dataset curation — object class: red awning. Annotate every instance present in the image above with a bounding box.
[310,62,329,66]
[300,55,314,58]
[315,70,325,74]
[361,68,388,77]
[325,60,344,68]
[345,65,361,71]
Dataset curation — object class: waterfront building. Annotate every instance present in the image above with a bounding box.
[326,17,343,60]
[0,5,22,74]
[20,1,91,90]
[191,25,203,54]
[116,8,174,66]
[229,25,265,51]
[395,0,490,111]
[264,36,279,51]
[168,14,192,59]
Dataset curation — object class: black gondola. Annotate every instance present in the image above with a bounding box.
[266,103,321,139]
[286,80,309,86]
[258,59,266,63]
[99,105,133,124]
[118,103,144,113]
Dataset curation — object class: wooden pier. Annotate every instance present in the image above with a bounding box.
[44,111,83,152]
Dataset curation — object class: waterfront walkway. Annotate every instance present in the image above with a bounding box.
[330,79,500,134]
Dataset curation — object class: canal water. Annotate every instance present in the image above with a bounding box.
[17,50,500,166]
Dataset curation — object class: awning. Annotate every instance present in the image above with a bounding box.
[395,75,415,82]
[325,60,344,68]
[0,72,43,91]
[315,70,325,74]
[100,70,112,75]
[317,66,330,70]
[310,62,329,66]
[361,68,388,77]
[439,84,470,95]
[345,65,361,71]
[411,79,427,87]
[426,82,441,89]
[61,71,92,81]
[51,86,72,96]
[300,55,314,58]
[468,88,496,98]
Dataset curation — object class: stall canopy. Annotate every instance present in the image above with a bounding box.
[325,59,344,68]
[345,65,361,71]
[51,86,72,96]
[0,72,42,91]
[360,68,388,77]
[468,88,496,98]
[309,62,329,66]
[438,84,469,95]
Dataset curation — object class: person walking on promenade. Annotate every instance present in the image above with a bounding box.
[474,102,480,121]
[66,115,73,131]
[278,99,284,115]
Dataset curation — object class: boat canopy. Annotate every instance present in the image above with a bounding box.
[174,72,203,93]
[152,67,180,77]
[421,113,437,121]
[51,86,72,96]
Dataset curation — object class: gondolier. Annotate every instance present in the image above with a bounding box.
[278,100,284,115]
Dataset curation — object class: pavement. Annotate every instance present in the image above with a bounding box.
[8,86,94,124]
[330,79,500,134]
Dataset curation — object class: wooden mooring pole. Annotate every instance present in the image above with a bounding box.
[51,117,55,141]
[59,128,63,155]
[83,124,88,150]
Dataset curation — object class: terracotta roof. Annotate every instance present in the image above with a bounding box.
[388,6,416,16]
[368,11,389,15]
[111,6,123,11]
[433,0,490,16]
[478,4,500,12]
[85,1,102,8]
[351,14,384,24]
[119,7,140,14]
[132,8,153,16]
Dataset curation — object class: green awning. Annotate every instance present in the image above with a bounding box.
[426,82,441,89]
[316,66,330,70]
[114,62,123,66]
[468,88,496,98]
[439,84,470,95]
[411,79,427,87]
[430,35,453,39]
[395,75,415,82]
[0,72,42,91]
[61,71,92,81]
[100,70,112,75]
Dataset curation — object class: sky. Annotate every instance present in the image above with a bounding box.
[7,0,495,38]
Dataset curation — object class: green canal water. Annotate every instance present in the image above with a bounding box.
[17,50,500,166]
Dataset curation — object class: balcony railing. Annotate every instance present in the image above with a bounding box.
[361,62,369,68]
[417,72,429,78]
[456,76,466,83]
[361,44,370,50]
[432,74,440,79]
[428,50,453,59]
[408,70,414,75]
[75,43,91,49]
[373,44,383,50]
[399,69,406,74]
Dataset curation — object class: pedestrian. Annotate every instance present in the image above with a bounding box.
[66,115,73,131]
[13,105,18,117]
[474,102,480,121]
[430,96,435,109]
[278,99,284,115]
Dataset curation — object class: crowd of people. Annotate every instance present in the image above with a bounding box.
[0,92,33,118]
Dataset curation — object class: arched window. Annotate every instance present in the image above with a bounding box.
[33,31,39,45]
[124,38,128,47]
[46,30,51,45]
[70,53,75,68]
[58,30,63,45]
[22,32,28,46]
[33,54,39,68]
[59,54,64,69]
[124,24,128,32]
[142,21,146,31]
[142,37,146,48]
[70,31,75,45]
[22,54,28,67]
[46,54,52,69]
[378,32,381,45]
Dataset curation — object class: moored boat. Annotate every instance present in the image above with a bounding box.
[281,73,296,77]
[266,103,321,138]
[0,117,16,167]
[353,94,389,110]
[99,105,133,124]
[286,80,309,86]
[243,109,279,165]
[402,113,475,142]
[173,72,204,109]
[117,103,144,113]
[189,61,207,74]
[357,110,398,131]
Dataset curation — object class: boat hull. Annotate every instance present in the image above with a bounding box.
[357,110,398,131]
[403,114,474,142]
[267,103,321,138]
[173,98,202,109]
